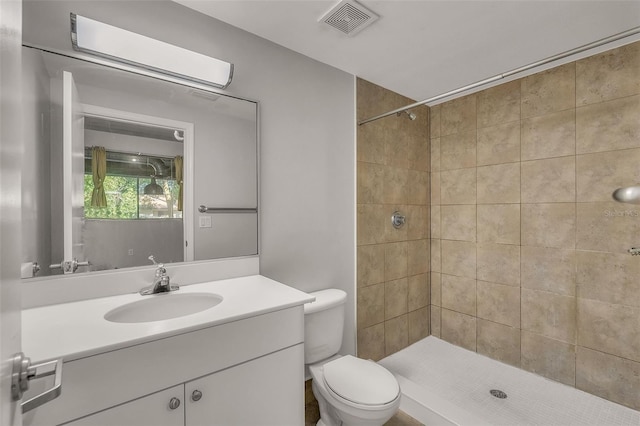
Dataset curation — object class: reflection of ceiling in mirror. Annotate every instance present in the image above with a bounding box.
[37,48,256,121]
[84,115,182,142]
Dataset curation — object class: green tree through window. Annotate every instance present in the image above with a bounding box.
[84,175,181,219]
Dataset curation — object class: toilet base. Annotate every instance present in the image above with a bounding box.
[309,359,400,426]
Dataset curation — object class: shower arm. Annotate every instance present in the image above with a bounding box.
[358,26,640,126]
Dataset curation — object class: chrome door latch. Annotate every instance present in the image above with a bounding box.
[11,352,63,412]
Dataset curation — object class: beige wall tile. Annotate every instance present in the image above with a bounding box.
[408,306,430,345]
[357,162,385,204]
[431,239,441,273]
[441,240,476,279]
[407,239,429,276]
[383,166,408,204]
[408,170,429,205]
[576,347,640,411]
[477,80,521,128]
[440,131,476,170]
[357,282,385,329]
[430,137,441,172]
[521,63,575,118]
[408,273,430,311]
[577,250,640,308]
[521,156,576,203]
[441,94,477,136]
[407,205,429,241]
[577,298,640,363]
[385,133,409,169]
[577,202,640,253]
[385,314,409,356]
[357,244,385,288]
[521,246,576,296]
[521,110,575,161]
[431,171,441,205]
[521,203,576,249]
[431,205,441,239]
[357,204,386,245]
[576,94,640,154]
[430,104,441,139]
[441,205,476,242]
[431,272,442,306]
[576,42,640,106]
[441,168,476,205]
[477,163,520,204]
[477,204,520,245]
[357,323,385,362]
[477,243,520,286]
[576,148,640,202]
[441,309,477,351]
[522,288,576,343]
[477,319,521,367]
[385,242,408,281]
[357,123,385,164]
[477,121,521,166]
[385,278,408,320]
[408,132,430,172]
[431,306,441,337]
[441,274,476,316]
[521,331,576,386]
[477,280,521,327]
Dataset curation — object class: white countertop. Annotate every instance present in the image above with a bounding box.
[23,275,314,363]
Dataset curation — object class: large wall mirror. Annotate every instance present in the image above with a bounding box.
[21,47,258,278]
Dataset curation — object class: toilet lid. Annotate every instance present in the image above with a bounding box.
[322,355,400,406]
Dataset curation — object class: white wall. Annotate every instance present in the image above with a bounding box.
[23,1,356,355]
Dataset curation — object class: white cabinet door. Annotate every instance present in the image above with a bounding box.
[185,344,304,426]
[66,385,184,426]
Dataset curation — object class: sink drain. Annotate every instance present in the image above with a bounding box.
[490,389,507,399]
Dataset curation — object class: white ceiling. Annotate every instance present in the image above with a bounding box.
[175,1,640,103]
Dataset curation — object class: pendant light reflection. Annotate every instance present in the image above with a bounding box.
[144,177,164,196]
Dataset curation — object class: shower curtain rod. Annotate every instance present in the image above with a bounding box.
[358,26,640,126]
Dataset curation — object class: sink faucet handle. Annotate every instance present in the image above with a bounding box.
[148,255,159,265]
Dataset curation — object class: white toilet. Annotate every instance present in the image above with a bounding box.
[304,289,401,426]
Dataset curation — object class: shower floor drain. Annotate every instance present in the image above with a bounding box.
[490,389,508,399]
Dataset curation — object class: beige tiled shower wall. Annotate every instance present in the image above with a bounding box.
[430,41,640,411]
[356,78,430,361]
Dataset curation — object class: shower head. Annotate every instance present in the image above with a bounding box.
[397,110,416,121]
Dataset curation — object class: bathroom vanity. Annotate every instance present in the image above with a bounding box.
[21,275,313,426]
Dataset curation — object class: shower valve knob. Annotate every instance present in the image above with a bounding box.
[628,247,640,256]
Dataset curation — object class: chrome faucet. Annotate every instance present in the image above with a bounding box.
[140,256,179,295]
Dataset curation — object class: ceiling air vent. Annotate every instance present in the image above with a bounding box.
[319,0,379,37]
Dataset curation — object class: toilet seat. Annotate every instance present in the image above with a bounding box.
[322,355,400,408]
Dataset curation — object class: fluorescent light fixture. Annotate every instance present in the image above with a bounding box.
[70,13,233,89]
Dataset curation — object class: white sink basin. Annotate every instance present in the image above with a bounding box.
[104,292,223,323]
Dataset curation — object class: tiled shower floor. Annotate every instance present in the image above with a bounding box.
[379,336,640,426]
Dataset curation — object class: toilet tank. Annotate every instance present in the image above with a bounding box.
[304,289,347,364]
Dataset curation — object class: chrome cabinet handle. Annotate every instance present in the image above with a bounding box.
[191,389,202,402]
[11,353,63,413]
[169,397,181,410]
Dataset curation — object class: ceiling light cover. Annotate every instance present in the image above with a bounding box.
[70,13,233,89]
[320,0,379,37]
